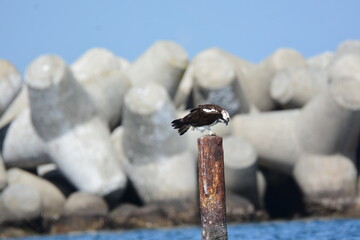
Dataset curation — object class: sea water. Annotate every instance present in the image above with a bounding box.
[4,218,360,240]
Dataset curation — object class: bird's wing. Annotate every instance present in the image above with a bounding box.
[184,107,222,127]
[190,106,199,112]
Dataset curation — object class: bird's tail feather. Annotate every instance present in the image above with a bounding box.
[171,119,190,135]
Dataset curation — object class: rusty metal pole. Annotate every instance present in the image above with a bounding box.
[198,135,228,240]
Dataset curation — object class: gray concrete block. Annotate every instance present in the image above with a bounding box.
[117,56,130,71]
[295,80,360,156]
[294,154,357,197]
[173,64,194,109]
[336,39,360,56]
[123,150,197,203]
[174,48,257,112]
[232,109,301,173]
[110,126,126,167]
[0,153,6,190]
[0,60,22,117]
[307,51,334,70]
[126,41,188,98]
[121,85,196,202]
[247,48,306,110]
[208,48,261,112]
[270,67,329,108]
[223,136,262,207]
[71,48,131,128]
[3,109,50,168]
[328,53,360,83]
[233,74,360,174]
[25,54,127,196]
[294,154,357,209]
[71,48,122,83]
[122,83,186,164]
[0,86,29,129]
[192,49,251,115]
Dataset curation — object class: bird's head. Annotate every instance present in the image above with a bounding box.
[220,110,230,125]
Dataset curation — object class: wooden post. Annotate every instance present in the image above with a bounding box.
[198,135,228,240]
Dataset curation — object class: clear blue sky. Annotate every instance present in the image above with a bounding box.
[1,0,360,73]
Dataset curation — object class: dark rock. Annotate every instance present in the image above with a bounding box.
[160,199,199,225]
[109,203,138,228]
[0,217,46,235]
[50,215,106,234]
[0,227,32,239]
[344,196,360,217]
[7,168,66,218]
[63,192,108,216]
[127,204,173,228]
[0,184,42,223]
[226,192,256,222]
[303,194,355,216]
[110,203,173,229]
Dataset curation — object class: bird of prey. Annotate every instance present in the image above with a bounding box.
[171,104,230,136]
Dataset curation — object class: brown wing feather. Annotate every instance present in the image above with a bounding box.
[183,107,222,127]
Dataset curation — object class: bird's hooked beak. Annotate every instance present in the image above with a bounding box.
[221,117,230,126]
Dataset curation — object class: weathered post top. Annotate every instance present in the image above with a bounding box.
[197,135,228,240]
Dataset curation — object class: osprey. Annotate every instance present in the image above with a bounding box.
[171,104,230,136]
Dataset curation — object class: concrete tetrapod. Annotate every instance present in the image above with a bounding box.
[0,153,6,190]
[293,154,357,213]
[0,59,23,117]
[306,51,334,70]
[25,54,127,196]
[232,109,301,173]
[0,86,47,169]
[71,48,131,128]
[122,83,196,203]
[223,136,263,208]
[174,48,256,112]
[295,78,360,159]
[328,54,360,82]
[126,40,188,98]
[270,66,329,108]
[232,78,360,174]
[173,63,195,109]
[327,53,360,161]
[2,49,132,167]
[247,48,306,111]
[0,86,29,130]
[205,48,263,112]
[3,109,50,168]
[192,49,251,116]
[335,39,360,57]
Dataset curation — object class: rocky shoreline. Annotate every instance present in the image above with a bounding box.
[1,40,360,238]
